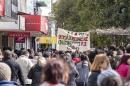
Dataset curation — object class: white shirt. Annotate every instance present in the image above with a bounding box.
[16,55,33,84]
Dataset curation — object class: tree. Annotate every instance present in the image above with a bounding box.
[53,0,130,31]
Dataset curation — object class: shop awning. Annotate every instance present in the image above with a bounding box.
[8,32,30,37]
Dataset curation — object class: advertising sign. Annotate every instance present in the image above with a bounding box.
[25,15,48,34]
[36,36,57,44]
[25,15,41,32]
[0,0,5,16]
[41,16,48,34]
[15,37,25,43]
[56,28,90,52]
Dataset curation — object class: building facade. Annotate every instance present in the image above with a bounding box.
[0,0,48,50]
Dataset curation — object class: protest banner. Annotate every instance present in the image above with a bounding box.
[56,28,90,52]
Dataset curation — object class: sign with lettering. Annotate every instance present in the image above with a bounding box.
[56,28,90,52]
[0,0,5,16]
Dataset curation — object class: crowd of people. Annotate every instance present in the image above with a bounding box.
[0,44,130,86]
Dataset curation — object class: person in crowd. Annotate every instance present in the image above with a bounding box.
[16,50,33,86]
[116,55,130,81]
[97,70,122,86]
[12,52,18,60]
[0,49,3,61]
[3,47,13,51]
[27,49,35,59]
[88,54,110,86]
[126,44,130,54]
[66,53,79,86]
[76,54,91,86]
[88,50,96,63]
[71,53,80,64]
[0,62,20,86]
[113,49,124,68]
[30,52,42,65]
[40,59,69,86]
[28,57,46,86]
[3,50,25,86]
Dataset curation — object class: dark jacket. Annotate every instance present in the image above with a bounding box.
[0,80,20,86]
[76,61,89,83]
[88,71,100,86]
[28,64,42,86]
[4,59,25,86]
[67,62,79,86]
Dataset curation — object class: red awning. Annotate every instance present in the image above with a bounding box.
[8,32,30,37]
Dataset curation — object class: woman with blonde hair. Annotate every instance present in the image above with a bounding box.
[88,54,110,86]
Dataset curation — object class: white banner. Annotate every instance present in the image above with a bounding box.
[56,28,90,52]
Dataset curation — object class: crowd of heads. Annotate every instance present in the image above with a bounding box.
[0,44,130,86]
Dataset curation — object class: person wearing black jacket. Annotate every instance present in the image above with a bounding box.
[3,50,25,86]
[88,54,110,86]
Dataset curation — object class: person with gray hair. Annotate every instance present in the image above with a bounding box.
[0,62,20,86]
[97,69,122,86]
[16,50,33,86]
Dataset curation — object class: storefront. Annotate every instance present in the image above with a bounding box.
[24,15,49,51]
[0,31,30,50]
[35,36,57,50]
[8,32,30,50]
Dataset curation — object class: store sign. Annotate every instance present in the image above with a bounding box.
[25,15,41,32]
[0,0,5,16]
[15,37,25,43]
[8,32,30,37]
[56,28,90,52]
[25,15,48,34]
[36,36,57,44]
[41,16,48,34]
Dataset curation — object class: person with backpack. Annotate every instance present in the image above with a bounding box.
[76,54,90,86]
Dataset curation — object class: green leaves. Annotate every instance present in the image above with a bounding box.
[53,0,130,31]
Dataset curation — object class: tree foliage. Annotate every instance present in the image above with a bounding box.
[53,0,130,31]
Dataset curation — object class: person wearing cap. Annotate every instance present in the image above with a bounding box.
[0,62,20,86]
